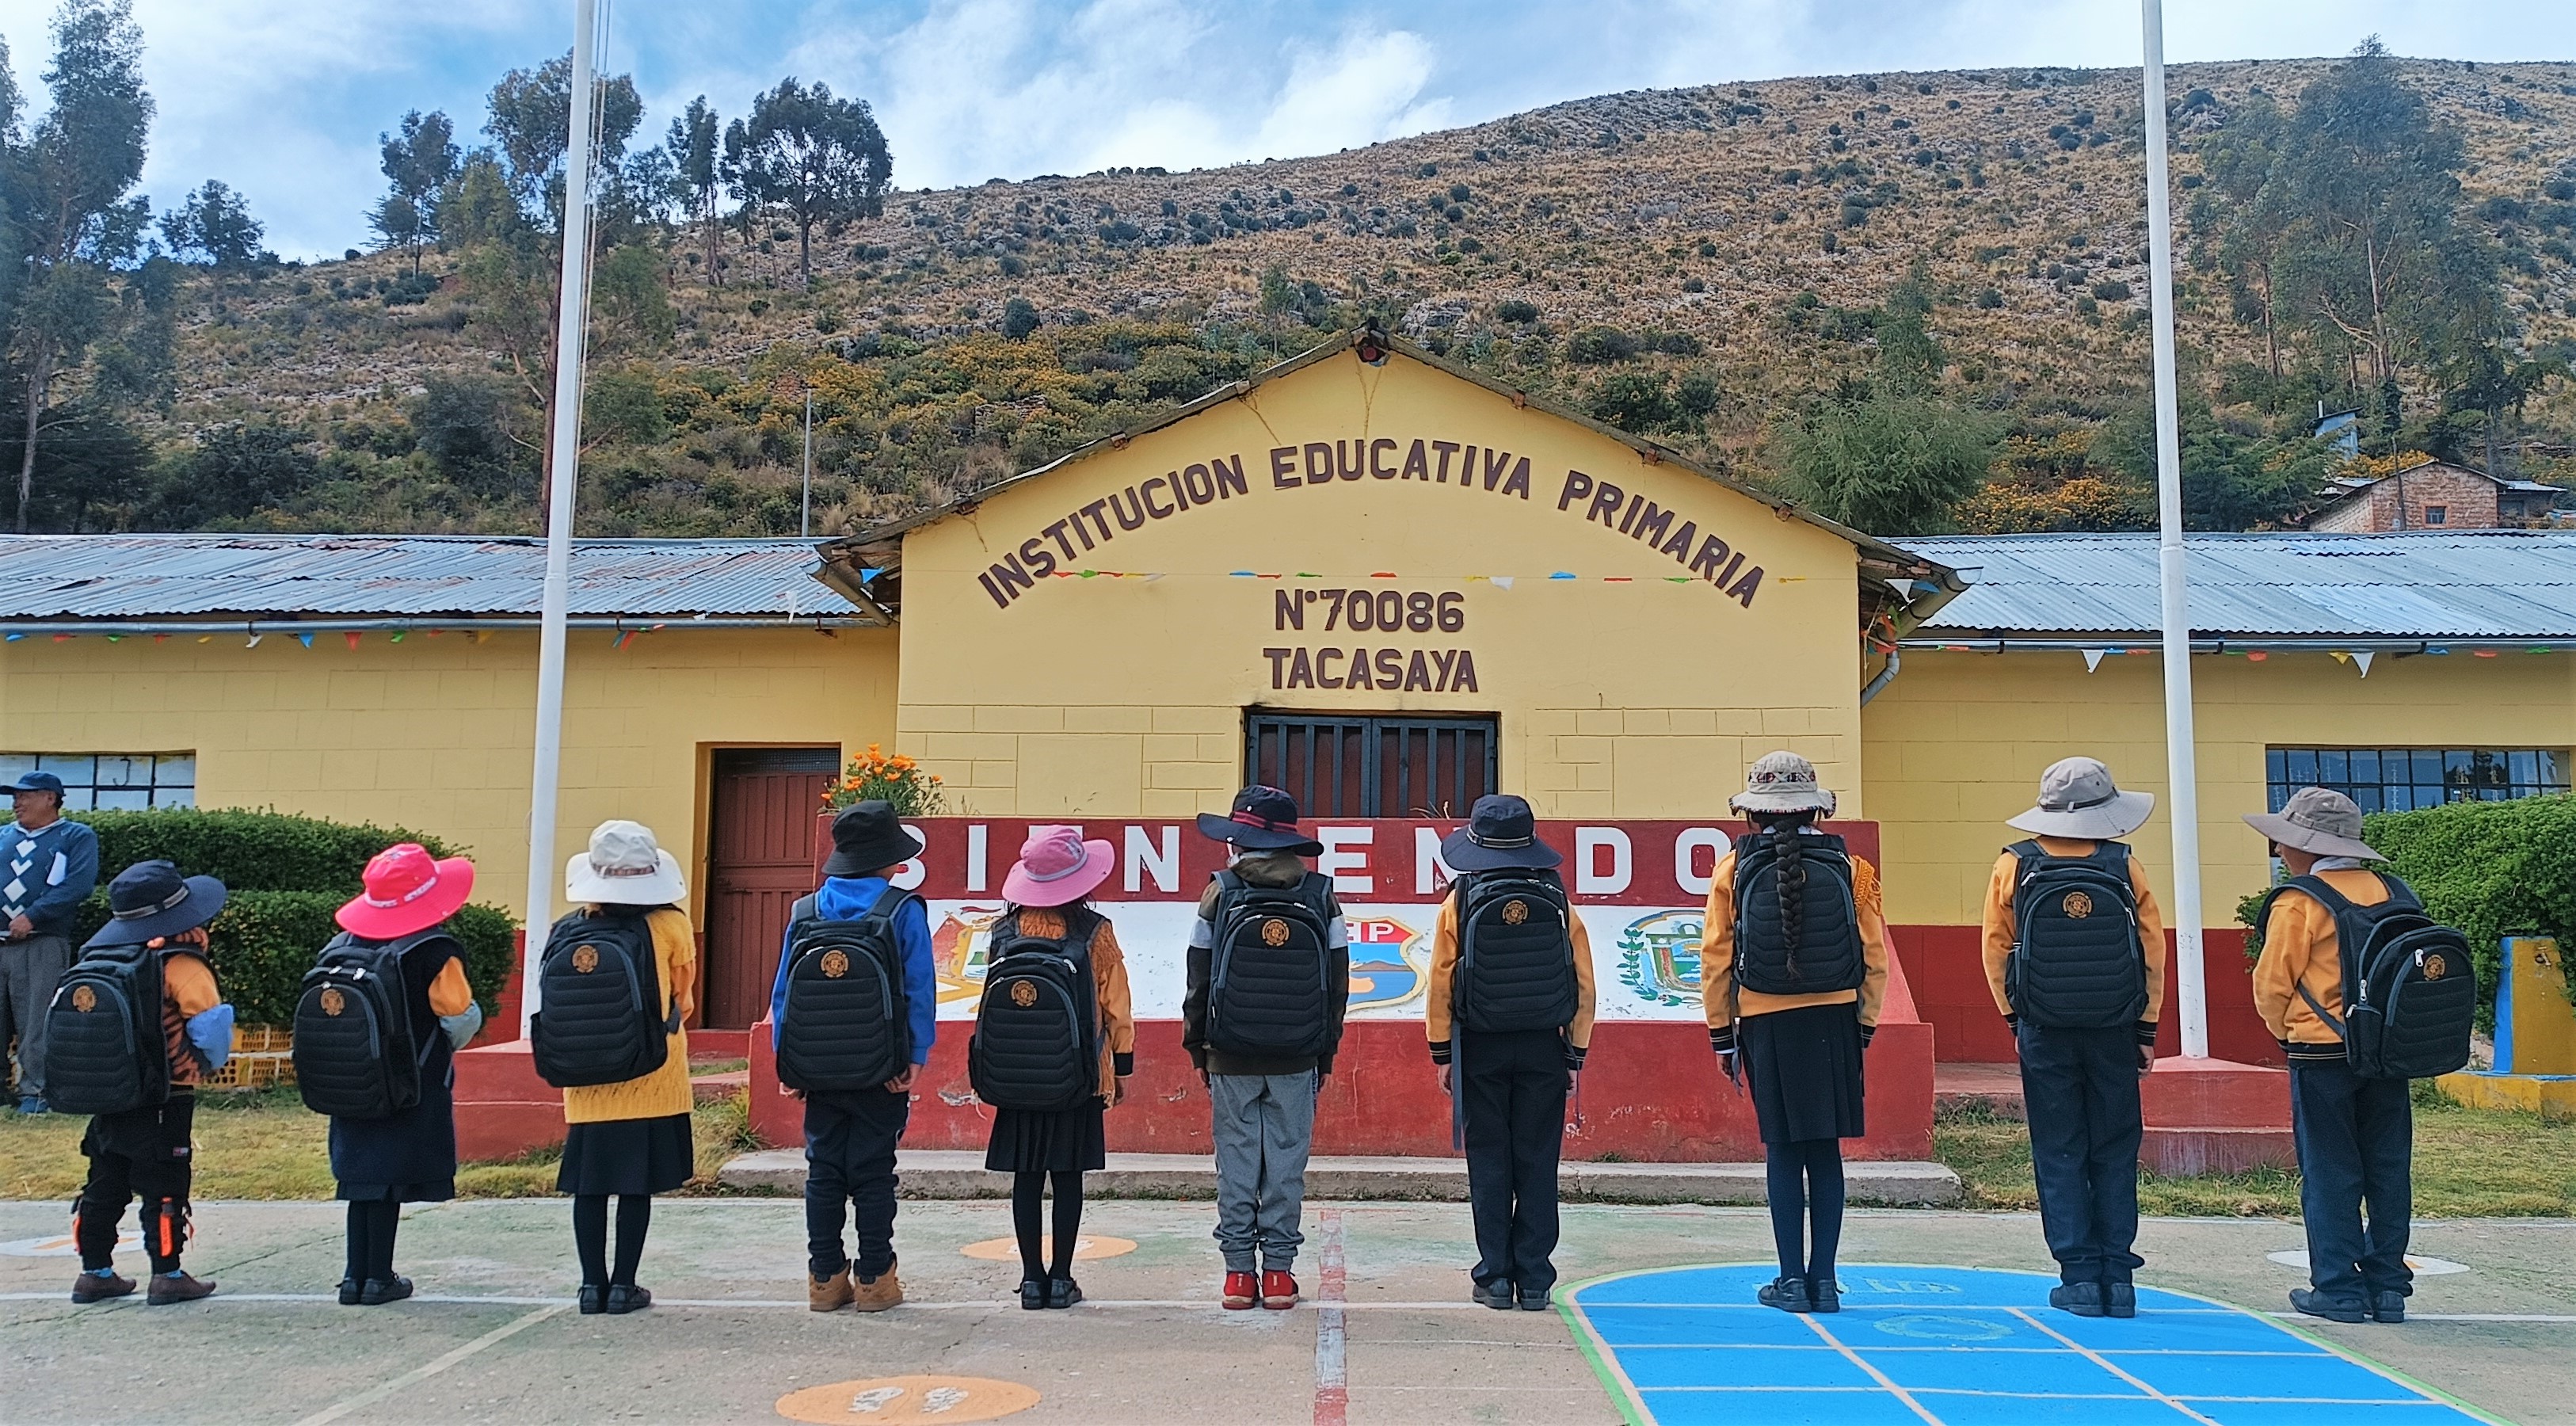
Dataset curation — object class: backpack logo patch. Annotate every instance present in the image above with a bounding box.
[2062,891,2094,919]
[1260,918,1291,947]
[2423,953,2449,981]
[1502,900,1530,925]
[1009,979,1038,1008]
[820,950,851,978]
[71,984,96,1012]
[571,944,600,974]
[319,987,346,1016]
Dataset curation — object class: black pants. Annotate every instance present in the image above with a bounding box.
[2290,1056,2413,1304]
[2016,1024,2143,1285]
[345,1200,401,1283]
[1458,1029,1568,1294]
[804,1087,911,1279]
[76,1095,196,1275]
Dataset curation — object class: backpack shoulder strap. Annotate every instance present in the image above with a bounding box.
[2372,871,2422,913]
[790,893,819,924]
[2087,840,2132,873]
[2006,839,2046,886]
[1214,869,1245,898]
[864,886,915,922]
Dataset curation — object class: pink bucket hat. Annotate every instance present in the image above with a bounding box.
[1001,825,1115,907]
[336,843,474,940]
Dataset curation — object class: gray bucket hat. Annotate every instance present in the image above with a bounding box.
[1730,751,1838,815]
[2243,787,2384,861]
[2006,757,2155,840]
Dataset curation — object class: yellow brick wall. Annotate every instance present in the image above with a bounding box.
[1862,647,2576,927]
[0,626,901,925]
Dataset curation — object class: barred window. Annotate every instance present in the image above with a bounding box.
[2265,747,2568,814]
[1246,715,1496,818]
[0,753,197,810]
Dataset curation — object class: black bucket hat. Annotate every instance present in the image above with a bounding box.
[84,860,228,949]
[1195,786,1325,856]
[1439,794,1564,872]
[821,800,927,878]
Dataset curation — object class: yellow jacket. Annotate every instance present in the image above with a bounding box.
[562,906,696,1125]
[1980,837,2166,1043]
[1701,847,1891,1047]
[1425,890,1596,1064]
[2252,868,2389,1052]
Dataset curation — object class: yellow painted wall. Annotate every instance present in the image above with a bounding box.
[1862,647,2576,927]
[0,626,901,924]
[893,349,1869,818]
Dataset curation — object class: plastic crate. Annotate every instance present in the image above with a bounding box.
[203,1026,295,1092]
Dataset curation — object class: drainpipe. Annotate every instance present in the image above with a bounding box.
[1860,650,1901,705]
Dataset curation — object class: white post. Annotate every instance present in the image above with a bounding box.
[2141,0,2208,1059]
[801,388,814,538]
[520,0,600,1033]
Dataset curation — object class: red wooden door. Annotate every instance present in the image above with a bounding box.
[704,747,840,1029]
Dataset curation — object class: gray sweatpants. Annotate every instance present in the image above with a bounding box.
[2,934,70,1101]
[1209,1071,1319,1272]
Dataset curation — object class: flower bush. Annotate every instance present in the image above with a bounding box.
[823,743,945,815]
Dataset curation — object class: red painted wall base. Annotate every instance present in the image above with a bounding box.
[1891,925,2285,1067]
[452,1040,566,1164]
[2140,1056,2296,1175]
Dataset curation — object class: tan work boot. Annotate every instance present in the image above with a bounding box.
[852,1262,903,1313]
[809,1267,855,1313]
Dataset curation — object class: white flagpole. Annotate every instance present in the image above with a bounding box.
[2141,0,2208,1058]
[521,0,600,1033]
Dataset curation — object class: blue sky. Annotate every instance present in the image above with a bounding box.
[1,0,2569,261]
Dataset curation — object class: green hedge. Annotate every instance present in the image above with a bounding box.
[2237,794,2576,1025]
[66,809,519,1027]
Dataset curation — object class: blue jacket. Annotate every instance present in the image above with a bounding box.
[768,876,937,1066]
[3,817,101,940]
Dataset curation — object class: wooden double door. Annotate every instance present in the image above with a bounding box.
[703,746,840,1030]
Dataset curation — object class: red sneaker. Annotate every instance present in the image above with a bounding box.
[1222,1270,1258,1310]
[1261,1269,1300,1310]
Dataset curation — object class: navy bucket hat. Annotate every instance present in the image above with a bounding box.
[1196,786,1326,856]
[84,860,228,949]
[1439,794,1564,872]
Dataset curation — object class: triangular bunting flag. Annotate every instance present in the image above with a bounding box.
[2082,649,2107,673]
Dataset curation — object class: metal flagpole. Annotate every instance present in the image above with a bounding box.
[521,0,600,1032]
[2140,0,2208,1059]
[802,389,814,538]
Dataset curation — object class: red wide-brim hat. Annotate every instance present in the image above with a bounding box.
[336,847,476,940]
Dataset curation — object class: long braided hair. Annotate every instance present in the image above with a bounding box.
[1750,810,1818,984]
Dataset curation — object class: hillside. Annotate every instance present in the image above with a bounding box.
[122,57,2576,536]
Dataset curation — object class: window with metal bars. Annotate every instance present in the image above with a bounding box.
[1244,714,1499,818]
[2265,746,2569,814]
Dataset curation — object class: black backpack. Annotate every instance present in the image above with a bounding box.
[2256,873,2475,1080]
[968,909,1100,1112]
[1729,830,1866,997]
[2006,841,2149,1029]
[293,931,440,1119]
[1453,871,1580,1035]
[775,887,916,1094]
[529,908,680,1089]
[44,942,172,1116]
[1205,871,1339,1058]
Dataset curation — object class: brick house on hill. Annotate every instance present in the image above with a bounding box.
[2306,458,2566,533]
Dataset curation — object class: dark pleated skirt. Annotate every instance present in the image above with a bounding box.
[332,1072,459,1203]
[1743,1002,1866,1146]
[984,1100,1107,1173]
[556,1113,695,1196]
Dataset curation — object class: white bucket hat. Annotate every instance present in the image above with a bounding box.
[2243,787,2384,861]
[565,819,688,906]
[1730,750,1838,815]
[2007,757,2155,840]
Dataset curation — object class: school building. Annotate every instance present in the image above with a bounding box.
[5,331,2570,1161]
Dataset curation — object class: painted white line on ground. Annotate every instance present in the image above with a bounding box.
[1314,1208,1348,1426]
[288,1303,565,1426]
[1797,1315,1944,1424]
[0,1291,1491,1311]
[2007,1306,2226,1425]
[2269,1312,2576,1325]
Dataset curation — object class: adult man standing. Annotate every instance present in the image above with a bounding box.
[4,771,101,1115]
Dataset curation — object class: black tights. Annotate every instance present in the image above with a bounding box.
[572,1194,653,1287]
[1764,1138,1846,1282]
[1011,1171,1084,1282]
[344,1200,401,1283]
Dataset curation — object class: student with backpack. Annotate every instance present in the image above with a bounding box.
[1427,794,1595,1312]
[1981,757,2165,1319]
[53,860,234,1305]
[971,825,1134,1310]
[2246,787,2473,1325]
[1183,786,1350,1311]
[298,845,485,1306]
[534,821,696,1315]
[770,801,938,1313]
[1702,753,1888,1314]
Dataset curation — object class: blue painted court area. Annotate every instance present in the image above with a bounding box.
[1564,1264,2497,1425]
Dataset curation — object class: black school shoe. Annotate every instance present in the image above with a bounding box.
[1516,1283,1553,1311]
[2049,1283,2105,1317]
[604,1283,653,1314]
[1471,1280,1515,1310]
[360,1276,413,1306]
[1808,1276,1842,1314]
[1759,1275,1812,1314]
[2104,1283,2136,1319]
[1019,1277,1046,1310]
[337,1276,364,1306]
[2290,1287,2367,1324]
[2372,1291,2406,1324]
[578,1284,606,1314]
[1045,1276,1083,1310]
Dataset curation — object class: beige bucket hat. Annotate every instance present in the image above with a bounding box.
[565,819,688,906]
[2006,757,2155,840]
[1731,750,1838,815]
[2243,787,2384,861]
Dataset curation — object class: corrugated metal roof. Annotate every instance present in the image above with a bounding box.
[0,535,864,620]
[1897,531,2576,638]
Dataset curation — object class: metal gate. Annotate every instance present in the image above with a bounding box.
[1244,715,1498,818]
